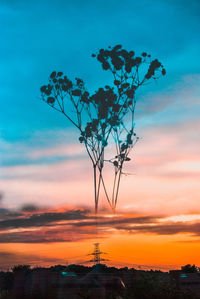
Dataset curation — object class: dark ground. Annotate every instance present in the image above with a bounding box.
[0,263,199,299]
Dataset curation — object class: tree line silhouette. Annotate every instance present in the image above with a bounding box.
[0,263,198,299]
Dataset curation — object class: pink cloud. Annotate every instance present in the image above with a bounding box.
[1,82,200,215]
[28,143,85,159]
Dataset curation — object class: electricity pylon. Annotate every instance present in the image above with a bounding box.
[87,243,108,265]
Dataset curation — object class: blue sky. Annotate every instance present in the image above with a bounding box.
[1,0,200,142]
[0,0,200,195]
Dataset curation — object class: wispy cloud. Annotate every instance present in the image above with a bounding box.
[0,250,64,269]
[114,221,200,236]
[0,205,200,243]
[1,109,200,213]
[0,208,90,229]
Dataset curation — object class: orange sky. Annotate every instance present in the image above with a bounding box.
[0,205,200,270]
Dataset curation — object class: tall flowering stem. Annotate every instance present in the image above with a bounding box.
[40,45,166,213]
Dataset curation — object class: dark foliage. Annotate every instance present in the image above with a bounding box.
[181,264,199,273]
[1,264,200,299]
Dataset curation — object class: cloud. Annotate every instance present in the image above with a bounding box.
[115,221,200,237]
[72,215,159,228]
[69,213,200,238]
[1,113,200,215]
[1,72,200,216]
[0,208,90,230]
[137,73,200,120]
[2,212,200,243]
[132,116,200,179]
[0,226,100,243]
[0,130,85,168]
[0,193,3,201]
[0,205,99,243]
[0,250,64,269]
[0,158,91,183]
[1,205,200,244]
[20,204,40,212]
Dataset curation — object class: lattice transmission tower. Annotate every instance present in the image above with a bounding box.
[87,243,108,265]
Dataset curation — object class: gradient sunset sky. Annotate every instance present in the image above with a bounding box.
[0,0,200,270]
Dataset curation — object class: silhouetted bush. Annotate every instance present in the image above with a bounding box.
[181,264,199,273]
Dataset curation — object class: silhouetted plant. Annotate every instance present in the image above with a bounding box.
[40,45,165,213]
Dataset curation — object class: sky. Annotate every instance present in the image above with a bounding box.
[0,0,200,270]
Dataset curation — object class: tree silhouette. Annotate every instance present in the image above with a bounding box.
[40,45,165,213]
[181,264,199,273]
